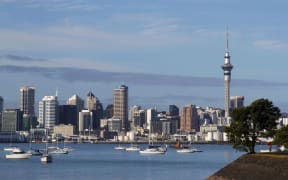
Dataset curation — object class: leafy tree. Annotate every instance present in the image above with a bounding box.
[225,98,281,153]
[274,125,288,147]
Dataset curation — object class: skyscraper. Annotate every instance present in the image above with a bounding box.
[221,30,233,120]
[19,86,35,116]
[180,104,199,132]
[113,85,128,131]
[230,96,245,110]
[38,96,58,134]
[86,91,97,111]
[67,94,84,112]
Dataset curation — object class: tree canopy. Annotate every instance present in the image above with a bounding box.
[274,125,288,147]
[225,98,281,153]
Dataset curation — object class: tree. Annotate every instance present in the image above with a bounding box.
[225,98,281,153]
[274,125,288,147]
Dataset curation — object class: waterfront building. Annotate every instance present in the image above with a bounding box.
[107,118,121,132]
[53,124,74,138]
[38,96,58,134]
[66,94,84,112]
[113,85,128,131]
[146,108,157,131]
[200,124,227,142]
[130,105,145,130]
[230,96,245,110]
[221,30,233,123]
[180,104,200,132]
[58,105,78,127]
[19,86,35,116]
[78,110,93,134]
[1,109,23,132]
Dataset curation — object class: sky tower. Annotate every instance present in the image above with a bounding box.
[222,30,233,121]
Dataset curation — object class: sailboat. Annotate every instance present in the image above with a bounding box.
[40,129,52,163]
[27,127,42,156]
[139,126,167,155]
[3,124,18,152]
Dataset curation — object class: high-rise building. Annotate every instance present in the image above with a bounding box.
[38,96,58,134]
[113,85,128,131]
[78,110,93,133]
[58,105,78,126]
[130,105,145,129]
[169,105,179,116]
[146,108,157,131]
[180,104,199,132]
[230,96,245,110]
[19,86,35,116]
[67,94,84,112]
[1,109,23,132]
[86,91,97,111]
[221,30,233,120]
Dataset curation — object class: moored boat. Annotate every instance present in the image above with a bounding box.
[125,144,140,151]
[139,145,166,155]
[5,148,32,159]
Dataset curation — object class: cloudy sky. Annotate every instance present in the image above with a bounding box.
[0,0,288,111]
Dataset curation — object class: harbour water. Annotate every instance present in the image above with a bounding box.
[0,143,245,180]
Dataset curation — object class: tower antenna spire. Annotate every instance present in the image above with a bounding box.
[226,26,229,51]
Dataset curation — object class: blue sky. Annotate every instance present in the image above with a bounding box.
[0,0,288,111]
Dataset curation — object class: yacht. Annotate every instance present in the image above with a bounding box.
[139,145,166,155]
[3,146,18,152]
[114,144,126,150]
[125,144,140,152]
[40,154,53,163]
[5,148,32,159]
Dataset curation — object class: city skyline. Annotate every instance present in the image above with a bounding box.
[1,1,288,111]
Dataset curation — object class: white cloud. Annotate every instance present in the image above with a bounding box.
[253,40,288,50]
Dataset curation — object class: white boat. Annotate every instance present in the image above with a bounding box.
[176,147,196,153]
[125,144,140,151]
[139,145,166,155]
[40,154,53,163]
[27,149,42,156]
[5,148,32,159]
[3,146,18,152]
[114,145,126,150]
[46,146,69,154]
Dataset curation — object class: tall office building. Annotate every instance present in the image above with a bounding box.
[67,94,84,112]
[130,105,145,129]
[230,96,245,110]
[58,105,78,126]
[86,91,97,111]
[1,109,23,132]
[19,86,35,116]
[38,96,58,134]
[221,30,233,120]
[113,85,128,131]
[180,104,199,132]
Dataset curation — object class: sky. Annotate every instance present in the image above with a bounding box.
[0,0,288,112]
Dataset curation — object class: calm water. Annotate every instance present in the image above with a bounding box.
[0,143,246,180]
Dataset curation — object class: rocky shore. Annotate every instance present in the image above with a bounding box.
[207,153,288,180]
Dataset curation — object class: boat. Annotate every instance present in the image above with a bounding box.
[4,146,18,152]
[139,145,166,155]
[125,144,140,152]
[114,144,126,150]
[139,127,167,155]
[40,137,53,163]
[176,146,196,153]
[46,146,69,154]
[27,149,42,156]
[5,148,32,159]
[40,153,53,163]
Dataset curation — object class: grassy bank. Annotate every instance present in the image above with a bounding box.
[207,152,288,180]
